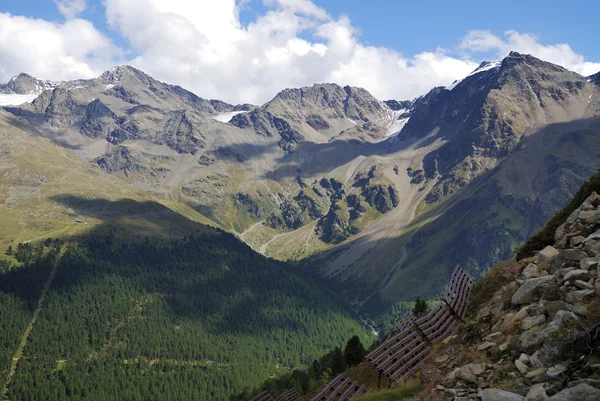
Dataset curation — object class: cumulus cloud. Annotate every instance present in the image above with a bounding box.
[54,0,87,19]
[1,1,598,105]
[0,12,120,83]
[102,0,477,104]
[460,30,600,76]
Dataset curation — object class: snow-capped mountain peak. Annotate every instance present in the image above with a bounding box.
[445,60,501,91]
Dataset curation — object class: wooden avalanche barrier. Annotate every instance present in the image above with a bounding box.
[309,375,369,401]
[275,388,302,401]
[250,391,274,401]
[250,388,301,401]
[366,265,473,384]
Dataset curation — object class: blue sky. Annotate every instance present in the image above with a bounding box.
[4,0,597,61]
[0,0,598,104]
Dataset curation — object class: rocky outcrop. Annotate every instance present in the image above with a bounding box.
[421,193,600,401]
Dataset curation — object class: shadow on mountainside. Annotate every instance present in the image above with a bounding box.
[300,117,600,317]
[3,195,355,338]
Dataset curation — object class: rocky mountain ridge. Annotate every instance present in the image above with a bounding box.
[1,54,600,318]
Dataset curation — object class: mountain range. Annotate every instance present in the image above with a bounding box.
[1,51,599,319]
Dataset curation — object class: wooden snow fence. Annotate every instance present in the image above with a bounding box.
[309,375,369,401]
[366,265,473,384]
[250,388,301,401]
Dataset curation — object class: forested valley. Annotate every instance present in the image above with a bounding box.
[0,229,371,401]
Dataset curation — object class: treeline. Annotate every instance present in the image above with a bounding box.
[1,230,371,401]
[232,335,370,401]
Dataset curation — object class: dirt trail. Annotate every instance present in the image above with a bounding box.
[1,245,68,399]
[22,224,71,244]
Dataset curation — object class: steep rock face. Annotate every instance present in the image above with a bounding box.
[263,83,400,141]
[229,108,304,152]
[265,169,400,244]
[401,52,589,204]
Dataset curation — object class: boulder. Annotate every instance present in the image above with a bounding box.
[547,384,600,400]
[478,341,497,351]
[580,257,600,270]
[522,315,546,330]
[512,276,557,305]
[515,359,529,374]
[585,241,600,256]
[553,249,589,268]
[523,264,541,278]
[570,236,585,247]
[565,289,595,304]
[520,311,579,349]
[568,379,600,389]
[525,384,548,401]
[543,301,572,318]
[546,365,566,378]
[482,389,525,401]
[584,229,600,243]
[537,246,559,269]
[563,269,590,282]
[574,280,594,290]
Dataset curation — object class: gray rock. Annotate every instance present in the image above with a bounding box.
[525,384,548,401]
[584,229,600,242]
[571,304,589,316]
[580,257,600,270]
[537,246,559,269]
[485,332,504,342]
[478,341,497,351]
[523,315,546,330]
[519,353,531,364]
[515,359,530,374]
[526,368,546,379]
[523,263,541,278]
[570,236,586,247]
[585,241,600,257]
[543,301,572,318]
[566,289,595,304]
[559,249,589,262]
[569,379,600,389]
[520,311,579,348]
[547,384,600,400]
[574,280,594,290]
[546,365,565,378]
[563,269,591,282]
[482,389,525,401]
[512,276,557,305]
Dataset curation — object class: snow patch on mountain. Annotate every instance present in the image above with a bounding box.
[378,108,410,142]
[446,61,500,91]
[0,94,39,106]
[211,111,247,123]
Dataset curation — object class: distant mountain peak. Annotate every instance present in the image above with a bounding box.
[589,72,600,84]
[0,72,57,95]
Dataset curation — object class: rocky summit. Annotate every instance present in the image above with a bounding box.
[419,192,600,401]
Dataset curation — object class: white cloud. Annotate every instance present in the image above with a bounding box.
[0,12,120,83]
[54,0,87,19]
[1,1,598,105]
[460,30,600,76]
[101,0,477,104]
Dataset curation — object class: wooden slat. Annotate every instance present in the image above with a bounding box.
[275,388,301,401]
[250,391,275,401]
